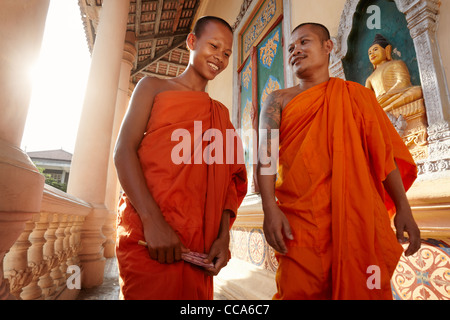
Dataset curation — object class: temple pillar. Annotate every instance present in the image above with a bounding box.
[103,32,137,258]
[396,0,450,163]
[67,0,130,288]
[0,0,49,300]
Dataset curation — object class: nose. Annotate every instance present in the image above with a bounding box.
[213,53,223,64]
[294,44,303,54]
[290,45,303,58]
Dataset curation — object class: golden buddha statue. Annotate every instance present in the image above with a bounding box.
[365,34,423,113]
[365,34,428,160]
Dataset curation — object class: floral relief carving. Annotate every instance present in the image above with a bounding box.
[259,30,280,68]
[242,61,252,90]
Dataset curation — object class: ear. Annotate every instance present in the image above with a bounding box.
[385,44,393,61]
[324,39,334,55]
[186,33,196,51]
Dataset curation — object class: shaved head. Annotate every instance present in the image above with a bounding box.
[192,16,233,39]
[292,23,330,43]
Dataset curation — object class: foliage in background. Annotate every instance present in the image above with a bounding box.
[36,166,68,192]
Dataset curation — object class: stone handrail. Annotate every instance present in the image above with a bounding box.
[2,184,93,300]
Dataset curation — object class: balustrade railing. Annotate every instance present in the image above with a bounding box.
[2,184,115,300]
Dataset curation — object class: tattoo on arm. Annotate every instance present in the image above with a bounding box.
[258,92,282,175]
[261,92,282,131]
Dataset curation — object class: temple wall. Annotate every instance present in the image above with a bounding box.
[290,0,346,37]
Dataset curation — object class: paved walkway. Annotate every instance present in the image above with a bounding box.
[76,258,120,300]
[76,257,228,300]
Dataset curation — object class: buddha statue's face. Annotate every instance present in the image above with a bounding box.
[368,44,387,67]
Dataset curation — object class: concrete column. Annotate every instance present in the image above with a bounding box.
[0,0,49,300]
[67,0,130,288]
[103,31,137,258]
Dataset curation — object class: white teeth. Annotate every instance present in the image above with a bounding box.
[208,63,219,71]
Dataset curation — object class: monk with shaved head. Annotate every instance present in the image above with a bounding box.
[114,16,247,300]
[257,23,420,300]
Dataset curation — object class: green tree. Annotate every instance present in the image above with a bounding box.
[36,166,68,192]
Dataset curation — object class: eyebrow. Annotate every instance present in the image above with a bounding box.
[210,38,233,53]
[288,35,312,47]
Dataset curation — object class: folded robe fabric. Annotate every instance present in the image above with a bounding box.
[116,91,247,300]
[274,78,417,300]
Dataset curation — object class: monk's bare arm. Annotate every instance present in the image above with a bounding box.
[114,77,187,263]
[257,91,293,254]
[257,91,282,207]
[383,164,421,256]
[114,77,158,221]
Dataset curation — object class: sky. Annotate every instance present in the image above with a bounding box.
[21,1,92,154]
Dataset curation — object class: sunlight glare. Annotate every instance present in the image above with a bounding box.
[21,1,91,154]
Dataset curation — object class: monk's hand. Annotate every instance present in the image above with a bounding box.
[263,204,293,255]
[394,206,421,256]
[203,235,230,276]
[142,212,189,264]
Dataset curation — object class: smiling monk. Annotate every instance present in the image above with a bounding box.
[114,16,247,300]
[257,23,420,300]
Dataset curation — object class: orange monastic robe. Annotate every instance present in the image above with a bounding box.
[274,78,417,300]
[116,91,247,300]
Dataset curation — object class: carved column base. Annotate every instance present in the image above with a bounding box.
[392,99,429,161]
[78,206,107,288]
[102,211,117,258]
[413,121,450,180]
[426,121,450,159]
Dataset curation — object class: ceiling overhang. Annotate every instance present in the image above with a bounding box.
[78,0,201,84]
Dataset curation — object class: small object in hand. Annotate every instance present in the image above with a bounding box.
[181,252,214,269]
[138,240,214,268]
[138,240,148,246]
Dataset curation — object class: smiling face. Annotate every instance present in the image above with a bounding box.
[187,20,233,81]
[368,44,387,68]
[288,24,333,79]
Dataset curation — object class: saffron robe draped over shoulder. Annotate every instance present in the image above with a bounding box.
[274,78,417,300]
[116,91,247,300]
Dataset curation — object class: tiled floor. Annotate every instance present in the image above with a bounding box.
[77,238,450,300]
[76,258,120,300]
[76,257,228,300]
